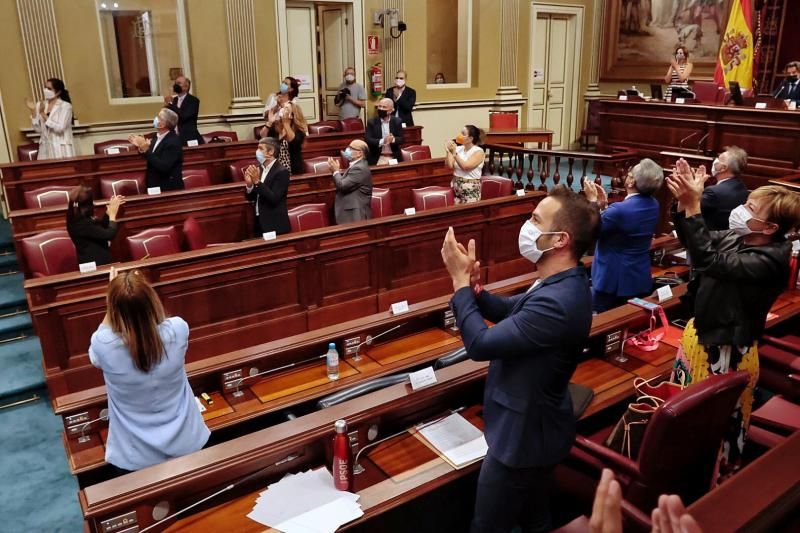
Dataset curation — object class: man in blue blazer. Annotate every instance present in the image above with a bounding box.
[583,158,664,312]
[441,186,600,532]
[700,146,749,231]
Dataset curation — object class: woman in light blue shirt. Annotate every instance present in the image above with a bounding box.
[89,270,209,472]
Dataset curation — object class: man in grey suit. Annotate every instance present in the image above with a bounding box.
[328,140,373,224]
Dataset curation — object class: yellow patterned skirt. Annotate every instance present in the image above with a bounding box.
[670,318,759,484]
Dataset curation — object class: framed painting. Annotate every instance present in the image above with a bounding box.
[601,0,733,81]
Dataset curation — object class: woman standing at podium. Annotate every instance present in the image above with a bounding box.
[664,46,693,101]
[89,270,210,473]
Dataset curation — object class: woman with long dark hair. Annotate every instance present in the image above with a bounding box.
[26,77,75,159]
[89,270,210,472]
[66,185,124,266]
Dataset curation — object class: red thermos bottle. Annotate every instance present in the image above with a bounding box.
[332,419,352,491]
[789,251,799,291]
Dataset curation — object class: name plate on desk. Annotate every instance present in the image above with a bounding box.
[147,187,161,195]
[618,95,628,101]
[657,285,674,303]
[675,97,686,104]
[404,207,416,216]
[78,262,97,273]
[409,367,437,390]
[388,158,399,165]
[106,148,121,155]
[516,189,526,197]
[755,102,768,109]
[391,300,409,315]
[187,140,199,147]
[262,231,277,241]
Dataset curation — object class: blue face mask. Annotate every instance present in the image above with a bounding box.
[280,82,289,93]
[153,116,160,129]
[343,147,354,161]
[255,149,267,165]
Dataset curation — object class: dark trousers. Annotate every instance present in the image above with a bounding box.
[470,454,554,533]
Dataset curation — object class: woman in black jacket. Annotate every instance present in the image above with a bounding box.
[66,185,125,266]
[667,158,800,482]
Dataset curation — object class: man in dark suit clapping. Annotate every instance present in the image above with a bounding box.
[700,146,749,231]
[128,108,184,192]
[365,98,404,165]
[244,137,290,236]
[166,76,204,146]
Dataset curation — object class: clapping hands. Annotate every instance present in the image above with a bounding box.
[582,178,608,208]
[327,157,341,173]
[667,158,706,215]
[440,227,478,291]
[244,165,260,186]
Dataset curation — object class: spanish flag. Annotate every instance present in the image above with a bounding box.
[714,0,755,89]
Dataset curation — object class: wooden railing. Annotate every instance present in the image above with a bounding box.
[483,144,640,192]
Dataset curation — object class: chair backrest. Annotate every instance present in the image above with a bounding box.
[586,99,602,131]
[308,120,343,135]
[182,168,211,189]
[287,203,330,232]
[253,126,265,140]
[303,156,334,174]
[20,230,78,277]
[370,188,393,218]
[693,81,724,104]
[412,186,455,211]
[400,145,432,162]
[182,216,207,250]
[17,143,39,162]
[23,186,74,209]
[488,111,518,130]
[634,371,750,507]
[202,130,238,143]
[228,159,257,182]
[126,226,181,260]
[99,172,146,198]
[93,140,136,155]
[339,117,364,132]
[480,176,514,199]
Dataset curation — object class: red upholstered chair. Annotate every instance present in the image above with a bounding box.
[287,203,330,232]
[253,126,265,140]
[17,143,39,161]
[488,111,518,130]
[758,341,800,402]
[308,120,343,135]
[20,230,78,277]
[693,81,725,104]
[480,176,514,199]
[182,168,211,189]
[94,140,137,155]
[412,186,455,211]
[370,188,392,218]
[580,100,601,150]
[339,117,364,131]
[126,226,181,260]
[23,186,74,209]
[228,159,257,181]
[99,172,145,198]
[182,216,207,250]
[202,130,238,143]
[303,156,346,174]
[400,145,432,161]
[571,371,749,511]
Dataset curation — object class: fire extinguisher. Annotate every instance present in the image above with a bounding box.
[370,63,383,97]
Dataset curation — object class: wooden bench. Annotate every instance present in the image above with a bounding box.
[10,158,453,276]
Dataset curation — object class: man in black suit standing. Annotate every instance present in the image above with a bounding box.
[128,108,184,191]
[700,146,749,230]
[244,137,290,236]
[772,61,800,103]
[165,76,204,146]
[365,98,404,165]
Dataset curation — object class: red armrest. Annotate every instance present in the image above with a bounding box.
[573,435,641,480]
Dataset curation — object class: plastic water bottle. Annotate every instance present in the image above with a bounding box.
[326,342,340,380]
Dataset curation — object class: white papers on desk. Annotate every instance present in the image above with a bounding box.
[673,250,688,260]
[416,413,488,469]
[246,468,363,533]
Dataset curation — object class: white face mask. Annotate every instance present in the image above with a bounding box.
[43,88,56,100]
[153,116,161,129]
[395,78,406,88]
[518,220,562,264]
[728,205,767,236]
[344,74,355,83]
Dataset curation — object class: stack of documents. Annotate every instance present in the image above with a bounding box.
[247,469,363,533]
[415,412,488,469]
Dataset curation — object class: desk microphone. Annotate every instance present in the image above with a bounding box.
[351,322,406,361]
[696,133,709,154]
[678,131,699,150]
[230,355,327,397]
[78,409,109,443]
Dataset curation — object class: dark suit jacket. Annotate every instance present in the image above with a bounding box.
[144,130,184,191]
[333,158,373,224]
[700,177,749,231]
[592,194,659,297]
[365,116,404,165]
[384,86,416,126]
[245,161,291,235]
[450,265,593,468]
[67,215,118,266]
[167,93,204,146]
[771,79,800,102]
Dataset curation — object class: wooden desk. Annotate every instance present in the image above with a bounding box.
[9,157,452,276]
[596,99,800,188]
[27,193,543,399]
[484,129,553,149]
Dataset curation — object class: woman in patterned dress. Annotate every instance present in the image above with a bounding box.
[664,45,693,100]
[445,125,485,204]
